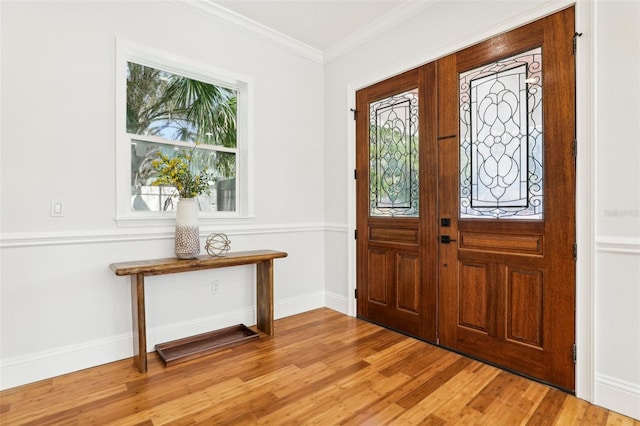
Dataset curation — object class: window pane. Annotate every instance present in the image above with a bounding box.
[126,62,237,148]
[459,47,543,219]
[131,139,236,212]
[369,89,420,217]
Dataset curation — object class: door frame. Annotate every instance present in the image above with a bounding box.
[345,0,595,402]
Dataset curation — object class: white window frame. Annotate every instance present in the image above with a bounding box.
[115,38,254,226]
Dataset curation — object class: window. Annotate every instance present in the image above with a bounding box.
[116,40,252,224]
[369,88,420,217]
[459,47,543,219]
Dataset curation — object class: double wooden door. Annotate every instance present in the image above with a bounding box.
[356,7,576,391]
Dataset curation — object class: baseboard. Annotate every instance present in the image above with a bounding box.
[595,373,640,420]
[275,291,325,319]
[0,333,134,391]
[0,292,326,391]
[325,291,349,314]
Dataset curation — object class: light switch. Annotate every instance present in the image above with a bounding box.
[51,201,64,217]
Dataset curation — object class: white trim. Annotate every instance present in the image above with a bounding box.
[0,223,329,248]
[324,223,349,233]
[596,237,640,255]
[0,332,134,391]
[130,133,238,154]
[169,0,441,65]
[346,0,593,401]
[275,292,325,320]
[595,373,640,420]
[0,291,325,391]
[346,0,575,93]
[114,214,257,228]
[325,291,349,315]
[347,96,358,319]
[575,0,596,403]
[324,1,440,63]
[169,0,324,64]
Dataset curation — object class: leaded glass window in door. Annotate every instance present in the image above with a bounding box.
[460,47,543,219]
[369,89,419,217]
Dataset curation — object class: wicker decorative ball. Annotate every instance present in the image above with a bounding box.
[205,233,231,256]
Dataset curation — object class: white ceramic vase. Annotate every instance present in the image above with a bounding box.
[174,198,200,259]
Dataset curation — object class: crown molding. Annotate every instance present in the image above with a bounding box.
[170,0,443,64]
[169,0,325,64]
[324,1,439,63]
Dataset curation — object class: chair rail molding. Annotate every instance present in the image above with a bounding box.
[0,223,330,249]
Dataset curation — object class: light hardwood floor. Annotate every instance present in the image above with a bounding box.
[1,308,638,425]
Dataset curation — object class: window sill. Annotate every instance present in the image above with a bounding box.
[115,214,257,229]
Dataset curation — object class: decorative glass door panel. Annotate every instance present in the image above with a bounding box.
[356,64,437,342]
[459,47,543,219]
[440,8,576,391]
[369,89,419,217]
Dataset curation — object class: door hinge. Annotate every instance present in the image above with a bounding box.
[350,108,358,120]
[354,288,358,299]
[573,139,577,158]
[572,343,577,363]
[354,169,357,180]
[573,32,583,55]
[354,229,358,240]
[573,243,577,261]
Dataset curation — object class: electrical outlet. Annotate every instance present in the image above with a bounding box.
[211,280,220,294]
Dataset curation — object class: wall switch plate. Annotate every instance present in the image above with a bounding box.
[51,201,64,217]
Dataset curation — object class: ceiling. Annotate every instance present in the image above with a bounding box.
[212,1,437,57]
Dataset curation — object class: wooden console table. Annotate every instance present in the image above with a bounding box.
[110,249,288,373]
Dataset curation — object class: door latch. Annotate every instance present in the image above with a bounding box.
[440,235,456,244]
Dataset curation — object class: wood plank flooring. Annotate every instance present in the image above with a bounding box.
[1,308,638,425]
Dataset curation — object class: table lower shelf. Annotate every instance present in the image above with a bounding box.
[155,324,259,367]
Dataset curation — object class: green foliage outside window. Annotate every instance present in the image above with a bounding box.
[126,62,238,212]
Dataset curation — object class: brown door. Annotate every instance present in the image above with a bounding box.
[355,65,437,342]
[356,7,576,391]
[437,7,576,391]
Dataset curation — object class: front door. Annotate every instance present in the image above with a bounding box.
[355,65,437,342]
[438,7,576,391]
[356,7,576,391]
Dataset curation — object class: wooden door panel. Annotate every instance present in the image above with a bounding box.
[459,232,544,255]
[507,268,544,348]
[369,224,420,245]
[458,262,489,333]
[356,64,437,341]
[438,7,576,392]
[368,249,388,305]
[396,252,420,314]
[357,8,574,391]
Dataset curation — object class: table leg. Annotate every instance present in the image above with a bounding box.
[130,273,147,373]
[256,260,274,335]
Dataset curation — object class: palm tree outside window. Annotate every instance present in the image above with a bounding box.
[127,62,238,212]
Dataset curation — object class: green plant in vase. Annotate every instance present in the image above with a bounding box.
[151,147,214,259]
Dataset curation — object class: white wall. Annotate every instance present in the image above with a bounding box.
[0,1,325,389]
[323,0,640,420]
[1,0,639,420]
[593,0,640,418]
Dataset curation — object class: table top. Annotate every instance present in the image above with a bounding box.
[110,249,288,277]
